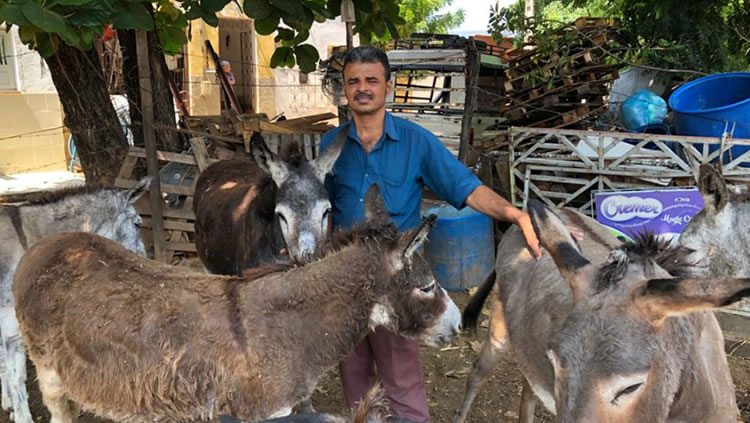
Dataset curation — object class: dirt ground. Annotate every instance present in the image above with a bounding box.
[6,292,750,423]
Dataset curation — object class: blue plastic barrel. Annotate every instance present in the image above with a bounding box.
[668,72,750,162]
[422,204,495,292]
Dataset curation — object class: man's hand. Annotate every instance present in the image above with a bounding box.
[516,212,542,260]
[515,212,584,260]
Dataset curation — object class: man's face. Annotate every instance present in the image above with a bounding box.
[343,61,392,115]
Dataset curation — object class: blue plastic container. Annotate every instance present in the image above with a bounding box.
[668,72,750,162]
[422,204,495,292]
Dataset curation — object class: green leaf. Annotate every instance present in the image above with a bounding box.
[294,43,318,73]
[0,4,30,26]
[274,27,295,42]
[326,0,341,16]
[18,24,39,44]
[160,24,188,54]
[35,32,59,58]
[202,11,219,26]
[303,1,332,19]
[21,3,67,34]
[268,0,297,16]
[292,28,309,44]
[352,0,373,14]
[48,0,96,6]
[270,45,292,68]
[243,0,272,20]
[111,2,154,31]
[254,11,279,35]
[66,5,110,27]
[201,0,229,13]
[384,17,398,39]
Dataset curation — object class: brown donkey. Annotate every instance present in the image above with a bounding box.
[455,199,748,423]
[13,185,460,423]
[194,124,350,274]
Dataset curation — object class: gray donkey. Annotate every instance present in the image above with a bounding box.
[456,198,748,422]
[0,177,150,423]
[679,164,750,279]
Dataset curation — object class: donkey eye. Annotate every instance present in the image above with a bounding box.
[419,283,435,294]
[612,383,643,404]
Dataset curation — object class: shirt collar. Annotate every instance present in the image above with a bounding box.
[347,112,401,144]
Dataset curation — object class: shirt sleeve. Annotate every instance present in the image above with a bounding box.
[419,133,482,210]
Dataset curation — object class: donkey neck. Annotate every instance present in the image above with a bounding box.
[240,242,384,365]
[18,194,110,243]
[244,180,286,267]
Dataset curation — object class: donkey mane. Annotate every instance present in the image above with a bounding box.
[21,184,112,206]
[234,220,401,282]
[597,231,696,291]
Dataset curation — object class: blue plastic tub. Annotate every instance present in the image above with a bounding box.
[668,72,750,162]
[422,204,495,292]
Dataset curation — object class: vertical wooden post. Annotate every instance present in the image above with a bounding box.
[459,38,479,164]
[136,30,167,262]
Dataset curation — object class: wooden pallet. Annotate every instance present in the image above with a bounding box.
[115,141,215,263]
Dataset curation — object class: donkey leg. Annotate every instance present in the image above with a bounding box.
[518,378,538,423]
[454,300,509,423]
[295,397,315,414]
[0,325,12,414]
[0,308,32,423]
[36,365,79,423]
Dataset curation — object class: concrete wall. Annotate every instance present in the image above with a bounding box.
[0,26,66,175]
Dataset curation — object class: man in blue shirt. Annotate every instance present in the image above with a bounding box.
[319,47,545,422]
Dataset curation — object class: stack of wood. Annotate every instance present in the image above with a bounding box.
[481,17,626,150]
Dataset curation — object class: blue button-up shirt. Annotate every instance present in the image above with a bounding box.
[319,112,482,231]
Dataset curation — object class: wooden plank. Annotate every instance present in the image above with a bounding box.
[136,30,167,263]
[165,241,197,253]
[134,200,195,220]
[153,123,243,144]
[459,39,480,164]
[275,112,336,127]
[117,155,138,179]
[189,137,212,172]
[128,146,200,165]
[116,178,195,196]
[142,218,195,232]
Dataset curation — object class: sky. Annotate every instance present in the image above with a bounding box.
[439,0,516,36]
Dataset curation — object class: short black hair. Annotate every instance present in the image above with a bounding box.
[342,46,391,81]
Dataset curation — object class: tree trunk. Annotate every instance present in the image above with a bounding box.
[45,43,129,185]
[119,29,183,153]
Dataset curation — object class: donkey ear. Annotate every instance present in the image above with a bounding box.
[251,132,290,186]
[634,277,750,323]
[364,184,390,225]
[314,121,351,181]
[391,215,437,271]
[698,164,728,215]
[123,176,151,204]
[527,199,593,301]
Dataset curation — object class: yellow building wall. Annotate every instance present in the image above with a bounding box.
[0,93,66,175]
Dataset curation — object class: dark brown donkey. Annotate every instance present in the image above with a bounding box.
[13,185,461,423]
[194,123,350,274]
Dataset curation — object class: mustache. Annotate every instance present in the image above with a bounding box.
[354,92,374,101]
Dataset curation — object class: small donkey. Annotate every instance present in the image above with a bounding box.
[13,184,460,423]
[194,124,350,274]
[0,178,150,423]
[456,199,748,423]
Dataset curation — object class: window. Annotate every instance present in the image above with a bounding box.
[0,30,18,91]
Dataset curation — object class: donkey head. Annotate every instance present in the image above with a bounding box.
[94,176,151,256]
[251,123,351,261]
[679,164,750,278]
[527,199,750,423]
[362,185,461,347]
